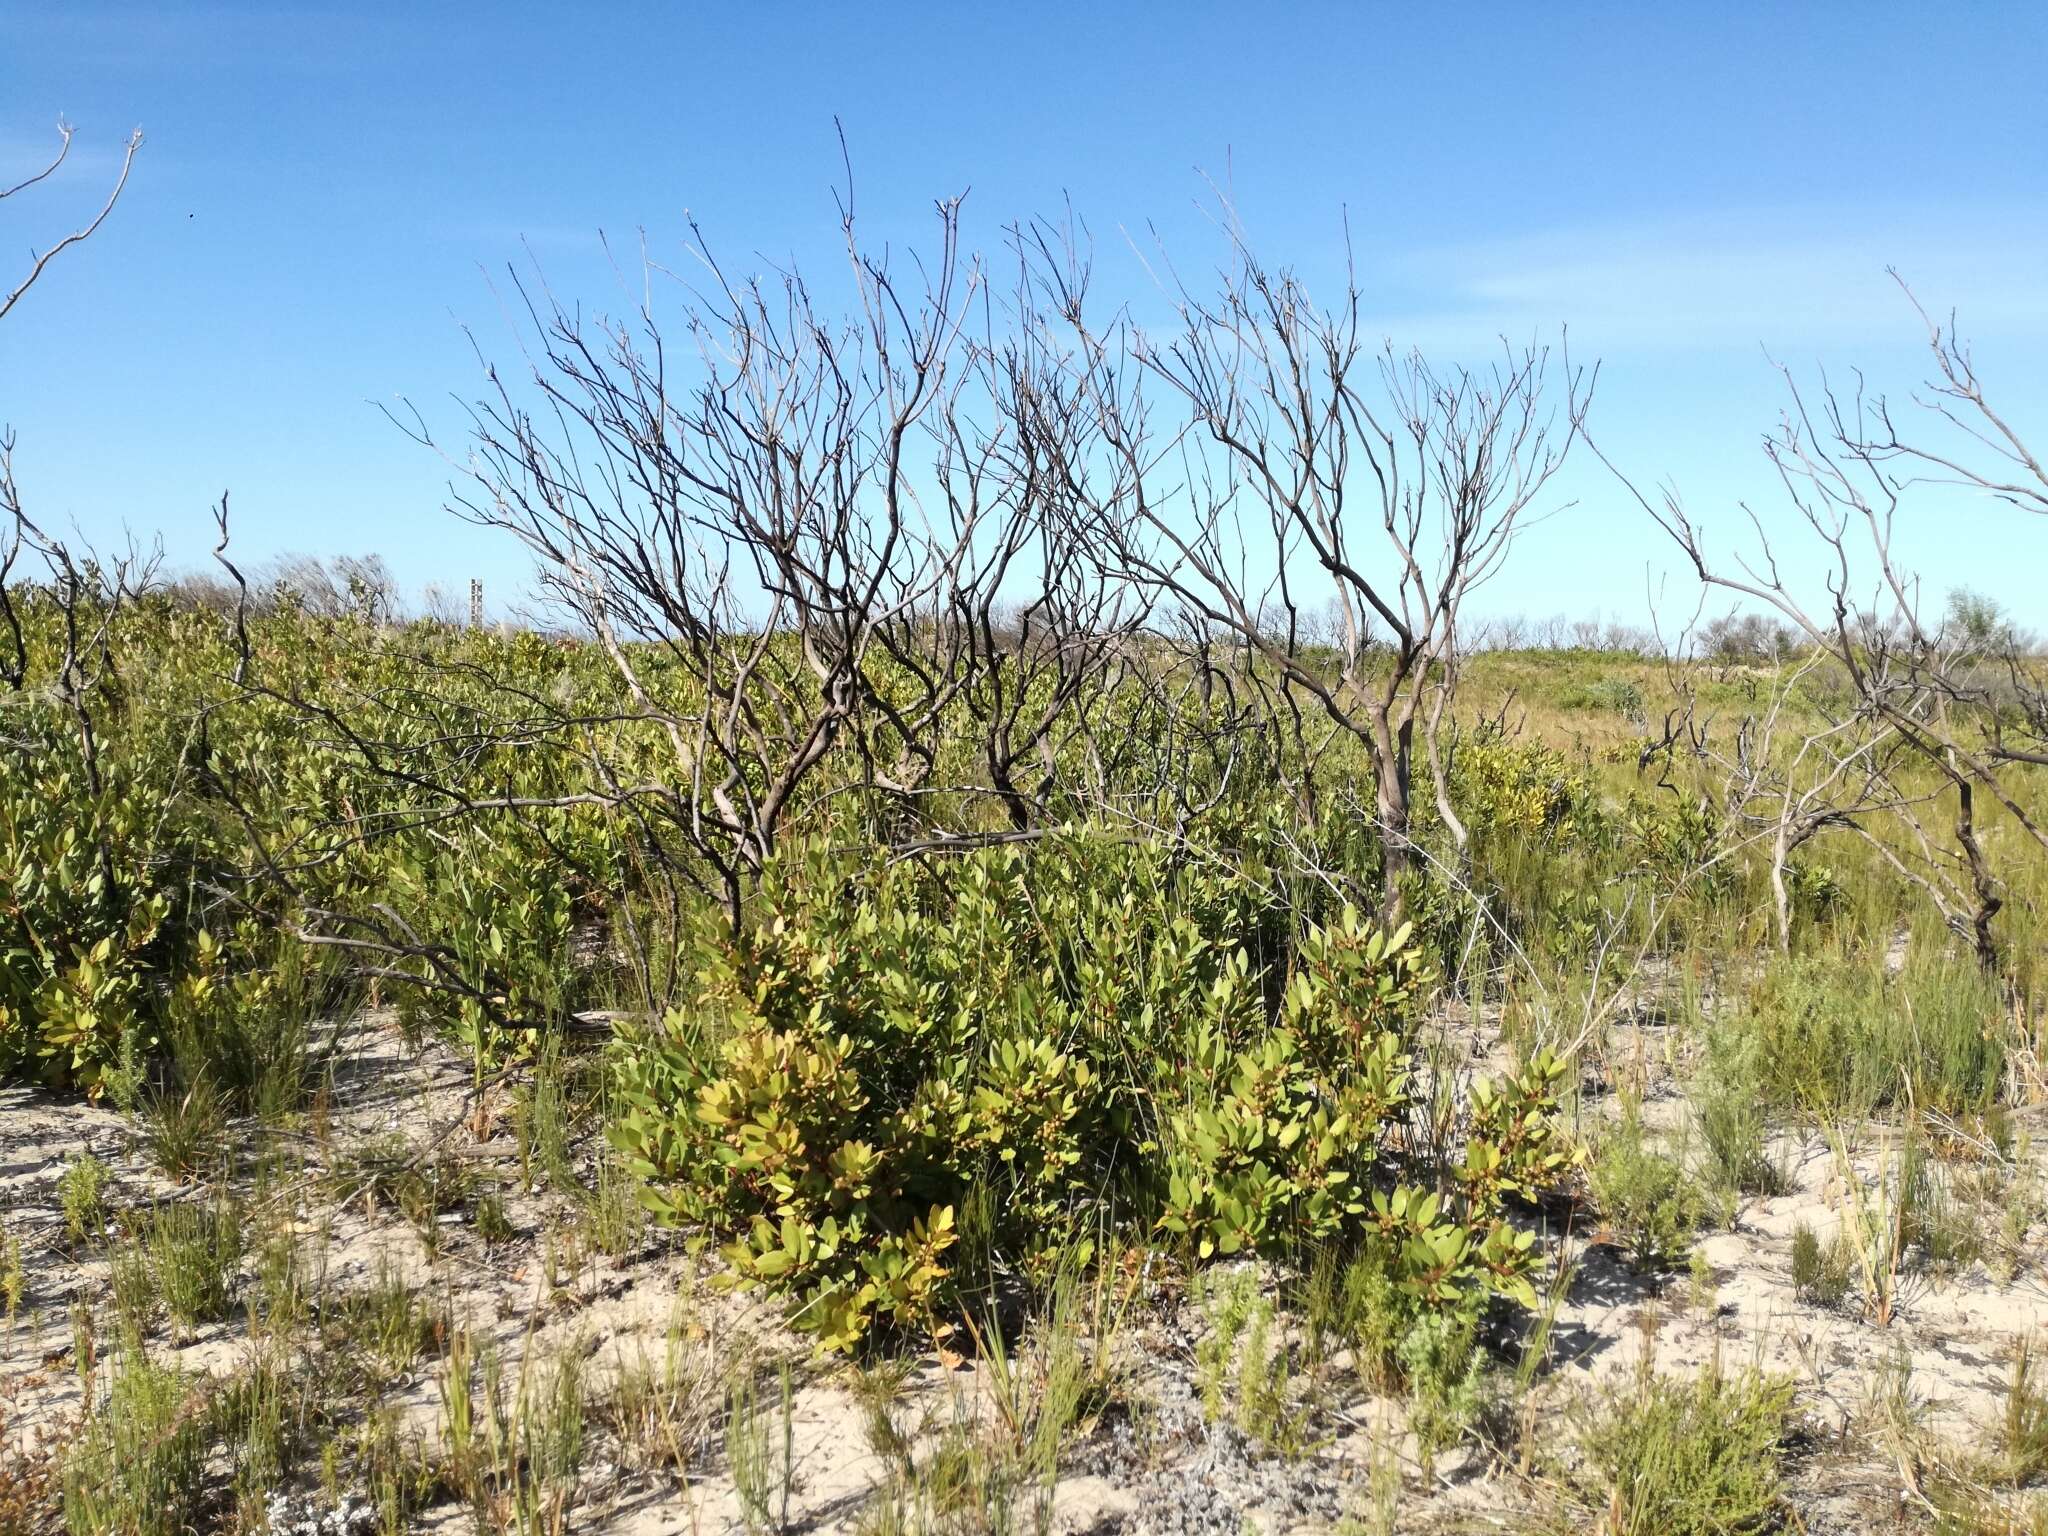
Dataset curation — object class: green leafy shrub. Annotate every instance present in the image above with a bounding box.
[613,836,1564,1349]
[0,594,628,1100]
[0,758,182,1098]
[1445,732,1598,843]
[1620,794,1731,898]
[383,830,580,1067]
[160,923,338,1119]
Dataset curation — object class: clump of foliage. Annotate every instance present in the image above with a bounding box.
[1557,676,1647,724]
[59,1154,114,1244]
[1564,1362,1798,1536]
[1444,731,1598,843]
[147,1199,244,1329]
[1987,1339,2048,1490]
[0,743,188,1099]
[1730,949,2007,1118]
[1589,1109,1705,1272]
[61,1350,215,1536]
[1300,1241,1489,1468]
[1693,1022,1786,1206]
[1789,1222,1854,1309]
[613,837,1567,1350]
[1398,1301,1490,1472]
[1196,1268,1320,1458]
[0,592,617,1100]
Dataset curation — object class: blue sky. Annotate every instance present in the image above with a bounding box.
[6,1,2046,627]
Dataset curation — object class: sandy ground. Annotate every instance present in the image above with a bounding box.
[4,1008,2047,1534]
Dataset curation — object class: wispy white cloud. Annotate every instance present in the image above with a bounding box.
[1359,203,2048,355]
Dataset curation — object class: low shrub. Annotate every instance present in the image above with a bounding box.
[1789,1222,1854,1308]
[1566,1363,1798,1536]
[613,836,1568,1350]
[61,1352,214,1536]
[1589,1111,1705,1272]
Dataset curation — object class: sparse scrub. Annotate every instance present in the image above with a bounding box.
[1789,1222,1855,1308]
[472,1190,516,1246]
[108,1232,157,1337]
[215,1348,319,1520]
[1928,1488,2048,1536]
[1830,1130,1929,1327]
[146,1198,243,1329]
[439,1330,590,1535]
[578,1144,647,1258]
[1563,1361,1798,1536]
[393,1153,477,1243]
[60,1154,113,1244]
[5,90,2048,1536]
[855,1275,1113,1536]
[856,1418,1026,1536]
[513,1042,581,1195]
[344,1403,432,1536]
[1590,1109,1706,1272]
[1733,950,2009,1119]
[1302,1245,1408,1390]
[250,1218,321,1338]
[1906,1139,1986,1275]
[60,1350,213,1536]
